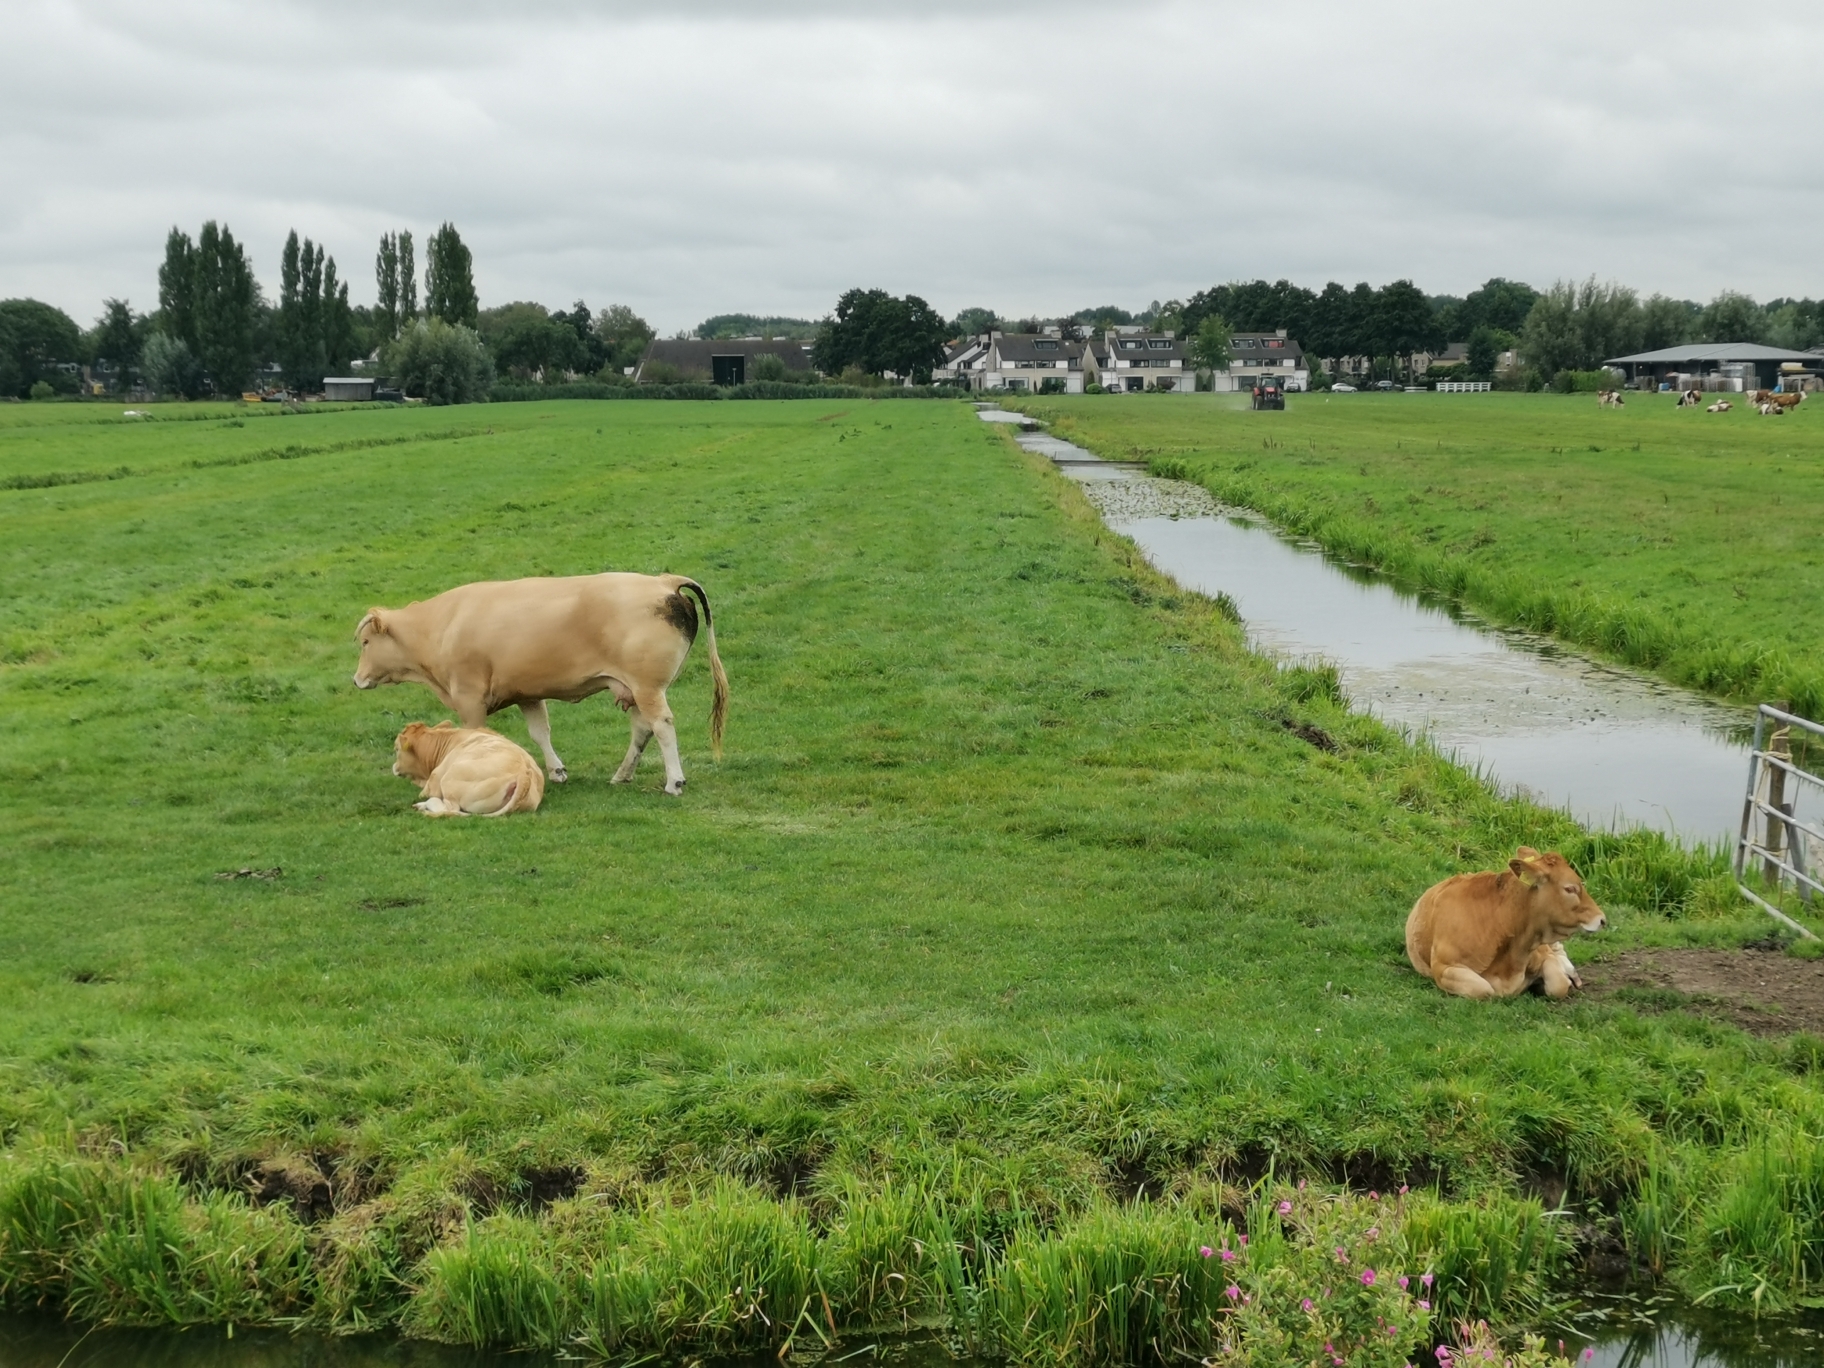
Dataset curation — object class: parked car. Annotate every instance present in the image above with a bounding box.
[1331,383,1357,393]
[1374,380,1395,391]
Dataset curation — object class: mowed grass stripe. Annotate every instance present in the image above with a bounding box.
[0,398,1817,1342]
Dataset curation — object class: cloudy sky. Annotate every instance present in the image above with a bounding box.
[4,1,1821,333]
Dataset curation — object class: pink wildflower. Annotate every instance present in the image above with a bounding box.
[1370,1190,1379,1200]
[1221,1249,1237,1262]
[1398,1275,1410,1289]
[1421,1272,1434,1289]
[1225,1284,1241,1301]
[1278,1200,1294,1215]
[1361,1268,1377,1286]
[1199,1246,1213,1258]
[1418,1300,1430,1311]
[1399,1185,1410,1195]
[1366,1226,1380,1240]
[1301,1298,1314,1313]
[1239,1234,1249,1246]
[1335,1246,1349,1262]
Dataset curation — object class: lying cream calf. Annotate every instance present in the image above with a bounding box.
[392,721,544,817]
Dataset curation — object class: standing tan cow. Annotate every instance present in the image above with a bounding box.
[1405,847,1607,999]
[353,573,727,795]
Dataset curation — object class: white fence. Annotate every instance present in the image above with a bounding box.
[1434,381,1492,393]
[1735,704,1824,938]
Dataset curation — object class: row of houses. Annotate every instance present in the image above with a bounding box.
[934,328,1310,394]
[622,332,1823,395]
[625,328,1314,393]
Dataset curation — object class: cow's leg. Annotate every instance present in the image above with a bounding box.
[633,688,686,795]
[1435,965,1499,1000]
[611,714,654,784]
[519,700,566,783]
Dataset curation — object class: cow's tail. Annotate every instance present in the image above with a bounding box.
[678,579,728,760]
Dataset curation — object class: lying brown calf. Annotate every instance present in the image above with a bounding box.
[393,721,544,817]
[1406,846,1606,999]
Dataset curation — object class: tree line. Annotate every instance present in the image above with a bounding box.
[7,255,1822,402]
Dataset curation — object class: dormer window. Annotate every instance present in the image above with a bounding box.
[1033,339,1059,351]
[1147,339,1172,350]
[1264,339,1284,349]
[1119,340,1143,350]
[1233,338,1256,348]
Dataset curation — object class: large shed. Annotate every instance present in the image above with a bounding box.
[323,377,376,401]
[1604,344,1820,391]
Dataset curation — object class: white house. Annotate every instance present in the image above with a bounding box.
[1211,330,1309,392]
[1083,329,1189,391]
[950,332,1087,392]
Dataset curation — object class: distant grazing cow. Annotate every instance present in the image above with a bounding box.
[1405,846,1607,1000]
[1771,392,1804,410]
[1707,400,1733,413]
[354,573,727,795]
[1598,390,1625,407]
[1758,402,1783,416]
[1751,389,1775,405]
[1677,388,1702,407]
[393,722,544,817]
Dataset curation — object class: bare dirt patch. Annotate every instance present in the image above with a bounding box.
[1585,946,1824,1036]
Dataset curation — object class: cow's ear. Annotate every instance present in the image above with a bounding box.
[1509,857,1543,887]
[1514,845,1540,860]
[358,609,387,638]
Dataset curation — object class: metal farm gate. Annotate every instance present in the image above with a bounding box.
[1736,704,1824,938]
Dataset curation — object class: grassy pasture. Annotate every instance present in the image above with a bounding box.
[0,398,1821,1353]
[1019,391,1824,717]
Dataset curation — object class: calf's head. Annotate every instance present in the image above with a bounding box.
[353,609,409,689]
[392,720,455,780]
[1509,846,1606,937]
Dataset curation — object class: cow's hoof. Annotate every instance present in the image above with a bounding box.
[664,781,686,796]
[609,773,632,785]
[550,767,567,784]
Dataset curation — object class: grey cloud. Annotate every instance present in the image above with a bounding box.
[3,1,1821,333]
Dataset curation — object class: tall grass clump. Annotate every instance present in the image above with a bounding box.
[1679,1130,1824,1311]
[960,1191,1437,1368]
[0,1149,310,1325]
[1396,1190,1571,1326]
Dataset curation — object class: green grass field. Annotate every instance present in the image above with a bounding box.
[1,397,1821,1358]
[1019,391,1824,717]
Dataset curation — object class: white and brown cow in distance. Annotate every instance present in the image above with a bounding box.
[1677,388,1702,407]
[1597,390,1625,407]
[353,572,727,795]
[1405,847,1607,1000]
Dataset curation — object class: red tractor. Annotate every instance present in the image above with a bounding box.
[1251,379,1285,411]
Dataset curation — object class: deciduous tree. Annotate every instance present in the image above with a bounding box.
[812,288,948,382]
[0,299,83,398]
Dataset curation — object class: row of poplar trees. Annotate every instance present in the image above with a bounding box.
[153,220,478,394]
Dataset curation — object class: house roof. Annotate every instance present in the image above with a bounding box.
[1605,343,1820,365]
[638,338,815,373]
[1105,331,1187,359]
[991,334,1085,363]
[1226,332,1304,362]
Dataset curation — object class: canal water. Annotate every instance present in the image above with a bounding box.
[5,1307,1823,1368]
[988,412,1759,844]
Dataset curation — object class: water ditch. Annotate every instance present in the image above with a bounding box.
[983,409,1766,845]
[5,1307,1823,1368]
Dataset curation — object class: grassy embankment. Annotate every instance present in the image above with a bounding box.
[0,399,1821,1358]
[1019,391,1824,719]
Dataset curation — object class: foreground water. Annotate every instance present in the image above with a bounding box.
[5,1307,1824,1368]
[993,414,1760,844]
